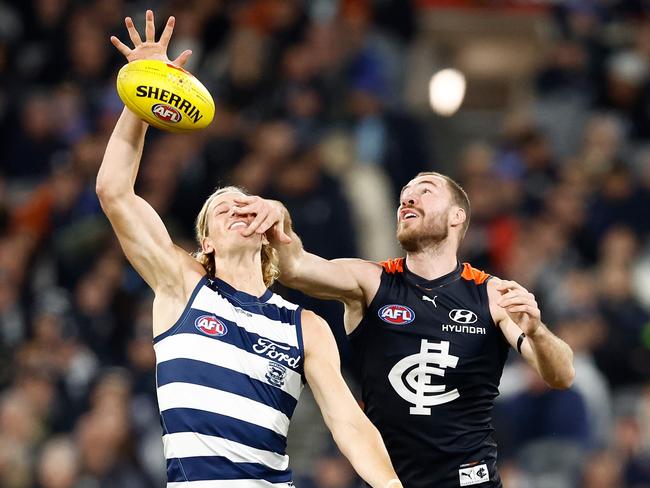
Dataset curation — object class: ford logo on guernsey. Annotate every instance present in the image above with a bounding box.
[378,304,415,325]
[195,315,227,336]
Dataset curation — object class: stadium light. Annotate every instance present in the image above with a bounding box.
[429,68,466,116]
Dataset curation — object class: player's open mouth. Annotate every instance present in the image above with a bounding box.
[229,221,248,230]
[400,209,420,221]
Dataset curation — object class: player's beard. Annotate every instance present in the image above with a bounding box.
[397,209,450,253]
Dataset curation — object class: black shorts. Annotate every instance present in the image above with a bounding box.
[391,445,503,488]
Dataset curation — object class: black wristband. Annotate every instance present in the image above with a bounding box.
[516,332,526,354]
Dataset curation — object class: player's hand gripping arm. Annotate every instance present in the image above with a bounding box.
[231,196,379,304]
[488,279,575,389]
[302,311,402,488]
[96,11,193,290]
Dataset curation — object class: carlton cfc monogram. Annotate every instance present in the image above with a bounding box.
[388,339,460,415]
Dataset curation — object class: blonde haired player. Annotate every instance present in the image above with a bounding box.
[99,10,402,488]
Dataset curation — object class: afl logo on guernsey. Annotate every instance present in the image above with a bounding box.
[379,305,415,325]
[194,315,227,336]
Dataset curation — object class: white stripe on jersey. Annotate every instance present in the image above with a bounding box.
[154,333,302,400]
[162,432,289,470]
[191,287,299,347]
[168,481,293,488]
[158,383,290,436]
[265,294,300,311]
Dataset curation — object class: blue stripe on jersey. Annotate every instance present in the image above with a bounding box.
[167,456,293,483]
[208,279,296,325]
[157,359,298,417]
[161,408,287,454]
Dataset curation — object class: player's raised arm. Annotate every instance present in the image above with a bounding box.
[488,278,575,389]
[97,11,194,291]
[231,196,381,305]
[302,310,403,488]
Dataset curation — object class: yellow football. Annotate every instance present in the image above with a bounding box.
[116,59,215,133]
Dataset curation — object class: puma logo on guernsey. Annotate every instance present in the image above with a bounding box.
[253,338,301,368]
[136,85,204,123]
[442,324,486,335]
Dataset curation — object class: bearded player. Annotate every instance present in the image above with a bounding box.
[99,11,403,488]
[234,172,575,487]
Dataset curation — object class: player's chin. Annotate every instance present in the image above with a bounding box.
[397,229,420,252]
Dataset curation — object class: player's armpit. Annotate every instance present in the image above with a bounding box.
[302,310,401,488]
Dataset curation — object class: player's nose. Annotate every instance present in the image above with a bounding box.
[400,189,418,207]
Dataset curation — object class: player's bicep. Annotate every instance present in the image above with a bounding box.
[282,254,377,303]
[100,193,179,289]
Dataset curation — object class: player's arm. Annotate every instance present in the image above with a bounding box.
[487,278,575,389]
[97,11,195,291]
[302,310,402,488]
[230,196,381,303]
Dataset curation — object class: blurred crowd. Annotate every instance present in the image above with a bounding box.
[1,0,650,487]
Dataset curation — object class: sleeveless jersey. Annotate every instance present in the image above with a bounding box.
[349,260,510,488]
[153,276,305,487]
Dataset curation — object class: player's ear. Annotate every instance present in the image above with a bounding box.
[201,236,214,254]
[449,207,466,229]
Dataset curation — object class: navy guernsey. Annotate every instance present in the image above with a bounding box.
[153,276,305,488]
[349,259,510,488]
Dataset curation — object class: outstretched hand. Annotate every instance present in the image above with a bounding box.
[232,196,293,244]
[110,9,192,67]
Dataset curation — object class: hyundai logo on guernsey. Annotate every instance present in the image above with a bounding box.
[379,305,415,325]
[194,315,228,336]
[449,309,478,324]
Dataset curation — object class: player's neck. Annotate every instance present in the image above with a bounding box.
[213,251,267,296]
[405,241,457,281]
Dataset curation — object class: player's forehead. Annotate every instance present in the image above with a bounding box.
[208,190,246,212]
[400,175,447,197]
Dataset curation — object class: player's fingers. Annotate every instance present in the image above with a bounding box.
[159,16,175,48]
[145,10,155,42]
[503,304,534,314]
[497,280,527,293]
[232,203,257,215]
[497,289,526,303]
[499,296,537,309]
[172,50,192,68]
[243,212,268,237]
[125,17,142,46]
[254,214,278,235]
[233,195,257,205]
[110,36,132,57]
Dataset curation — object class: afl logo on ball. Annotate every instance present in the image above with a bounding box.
[195,315,227,336]
[379,304,415,325]
[151,103,182,123]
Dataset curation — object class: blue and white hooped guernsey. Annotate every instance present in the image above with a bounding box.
[153,276,305,487]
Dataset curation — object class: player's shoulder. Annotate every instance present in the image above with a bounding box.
[300,309,335,352]
[379,257,405,274]
[459,262,492,285]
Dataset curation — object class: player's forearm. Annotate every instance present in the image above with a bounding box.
[331,415,402,488]
[528,324,575,389]
[96,108,148,200]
